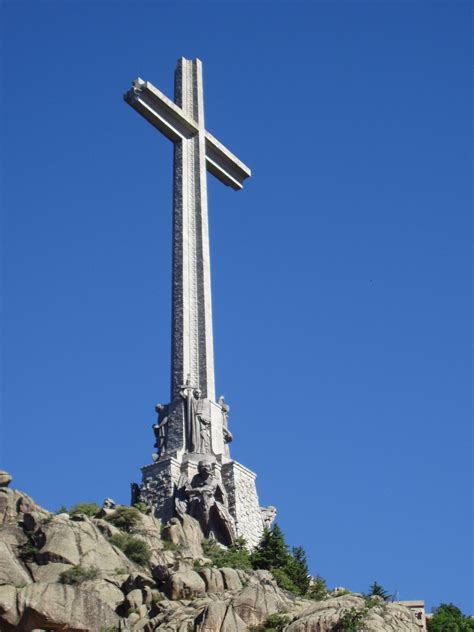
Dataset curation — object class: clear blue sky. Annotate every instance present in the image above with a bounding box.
[1,0,472,615]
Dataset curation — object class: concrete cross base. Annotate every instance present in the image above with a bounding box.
[137,457,271,548]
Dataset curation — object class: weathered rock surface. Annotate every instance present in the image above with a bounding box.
[0,541,32,587]
[9,582,120,631]
[231,571,292,626]
[0,471,12,488]
[0,483,421,632]
[166,568,207,600]
[37,514,136,573]
[0,487,49,527]
[287,594,420,632]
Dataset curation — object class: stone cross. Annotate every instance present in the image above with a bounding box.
[124,58,250,403]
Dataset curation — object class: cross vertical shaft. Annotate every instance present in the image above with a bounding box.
[171,59,215,401]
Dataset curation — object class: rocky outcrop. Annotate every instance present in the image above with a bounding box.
[0,582,121,631]
[0,473,421,632]
[287,594,420,632]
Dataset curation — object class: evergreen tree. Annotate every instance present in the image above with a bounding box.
[427,603,474,632]
[286,546,310,595]
[367,581,391,602]
[250,524,290,571]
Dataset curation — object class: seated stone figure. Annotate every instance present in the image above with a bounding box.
[175,461,235,546]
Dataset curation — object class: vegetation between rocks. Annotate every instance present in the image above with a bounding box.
[69,502,101,517]
[250,613,292,632]
[59,565,100,585]
[106,505,142,532]
[109,532,151,566]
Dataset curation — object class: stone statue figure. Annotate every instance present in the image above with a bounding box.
[261,505,277,530]
[218,395,233,445]
[175,461,235,546]
[152,403,169,460]
[180,377,212,454]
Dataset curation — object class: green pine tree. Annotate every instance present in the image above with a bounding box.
[367,581,392,602]
[286,545,310,595]
[250,524,291,571]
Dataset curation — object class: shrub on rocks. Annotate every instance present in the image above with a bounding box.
[109,532,151,566]
[250,613,292,632]
[106,506,141,532]
[69,502,100,517]
[307,575,328,601]
[202,537,252,570]
[59,565,100,585]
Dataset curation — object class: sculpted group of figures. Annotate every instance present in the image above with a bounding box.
[152,378,233,459]
[148,377,236,545]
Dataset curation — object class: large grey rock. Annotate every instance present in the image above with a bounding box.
[166,569,206,600]
[0,541,32,587]
[199,567,225,593]
[0,523,28,549]
[162,514,204,559]
[37,513,135,573]
[0,584,19,630]
[286,595,420,632]
[27,561,72,584]
[82,578,126,610]
[220,567,242,592]
[0,488,49,527]
[196,601,247,632]
[0,582,122,631]
[231,572,291,626]
[0,471,12,488]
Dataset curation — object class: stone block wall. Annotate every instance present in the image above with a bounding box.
[221,460,264,549]
[140,457,182,523]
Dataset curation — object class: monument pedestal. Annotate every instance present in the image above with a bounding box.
[138,456,266,548]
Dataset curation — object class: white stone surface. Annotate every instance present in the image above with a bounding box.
[125,58,250,402]
[222,461,264,549]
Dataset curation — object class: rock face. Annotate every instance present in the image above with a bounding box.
[0,482,421,632]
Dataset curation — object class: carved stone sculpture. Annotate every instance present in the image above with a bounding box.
[175,461,235,546]
[180,378,212,454]
[261,505,277,530]
[218,396,233,445]
[152,403,170,460]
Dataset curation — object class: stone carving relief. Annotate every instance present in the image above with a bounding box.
[152,403,170,461]
[180,377,212,454]
[175,461,235,546]
[218,395,233,447]
[261,505,277,530]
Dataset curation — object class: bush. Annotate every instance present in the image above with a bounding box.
[55,505,68,514]
[133,502,148,513]
[59,565,100,585]
[307,575,328,601]
[109,533,151,566]
[106,506,141,533]
[69,503,100,517]
[271,568,300,594]
[203,537,252,571]
[427,603,474,632]
[332,607,368,631]
[162,540,181,552]
[251,613,291,632]
[18,541,39,561]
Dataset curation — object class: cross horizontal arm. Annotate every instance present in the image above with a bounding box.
[124,79,198,142]
[124,77,251,190]
[205,131,251,190]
